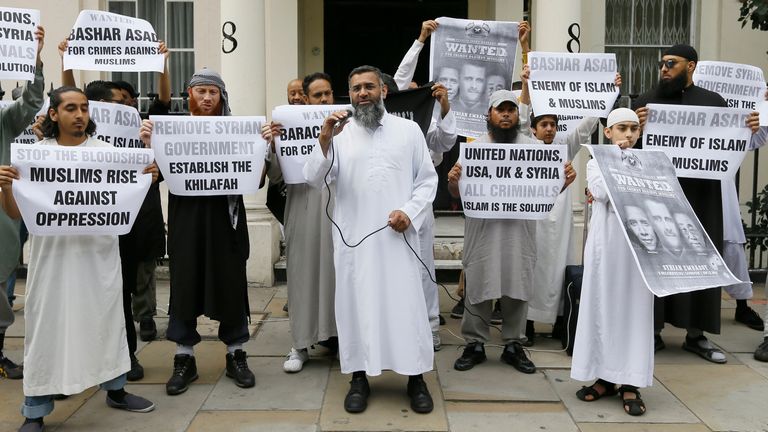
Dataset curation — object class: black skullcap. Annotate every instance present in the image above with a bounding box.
[663,44,698,62]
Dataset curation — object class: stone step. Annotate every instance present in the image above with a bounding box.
[273,256,462,271]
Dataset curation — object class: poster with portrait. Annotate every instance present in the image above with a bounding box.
[587,145,743,297]
[429,17,518,138]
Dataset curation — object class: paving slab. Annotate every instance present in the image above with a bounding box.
[707,309,765,354]
[57,384,211,431]
[187,410,319,432]
[577,424,711,432]
[733,353,768,379]
[654,364,768,432]
[265,297,289,318]
[4,310,25,337]
[435,347,559,402]
[320,371,447,432]
[653,329,741,365]
[437,283,460,314]
[446,401,578,431]
[243,318,294,357]
[135,340,226,385]
[248,286,277,313]
[436,315,505,347]
[1,335,24,363]
[546,369,699,424]
[0,379,97,432]
[273,284,288,299]
[202,357,330,410]
[525,336,574,369]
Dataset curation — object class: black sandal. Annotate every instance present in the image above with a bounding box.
[576,379,617,402]
[617,385,646,416]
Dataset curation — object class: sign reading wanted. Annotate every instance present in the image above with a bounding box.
[272,104,349,184]
[430,17,518,138]
[458,142,564,219]
[10,143,153,236]
[693,61,766,111]
[64,10,163,72]
[150,115,267,196]
[0,7,40,80]
[586,145,742,296]
[642,103,752,180]
[528,52,618,118]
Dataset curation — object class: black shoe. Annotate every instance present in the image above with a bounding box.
[450,298,464,319]
[166,354,198,395]
[106,392,155,413]
[407,376,433,414]
[654,334,665,352]
[226,349,255,388]
[490,301,502,325]
[682,335,727,364]
[501,342,536,374]
[317,336,339,355]
[735,306,765,331]
[344,374,370,413]
[453,342,486,371]
[439,314,446,325]
[0,355,23,379]
[755,337,768,362]
[523,320,535,347]
[18,418,44,432]
[139,318,157,342]
[126,353,144,381]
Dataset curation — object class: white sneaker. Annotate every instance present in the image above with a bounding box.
[283,348,309,373]
[433,331,442,352]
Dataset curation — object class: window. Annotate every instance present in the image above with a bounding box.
[107,0,194,112]
[605,0,693,100]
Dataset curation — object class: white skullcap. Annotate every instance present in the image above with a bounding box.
[606,107,639,127]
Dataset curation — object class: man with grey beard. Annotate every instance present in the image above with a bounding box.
[304,65,438,415]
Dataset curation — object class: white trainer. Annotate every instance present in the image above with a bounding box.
[283,348,309,373]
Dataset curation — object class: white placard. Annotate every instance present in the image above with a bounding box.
[528,52,619,117]
[458,142,564,219]
[643,104,752,180]
[0,7,39,80]
[759,100,768,127]
[693,61,766,111]
[271,104,349,184]
[89,101,143,148]
[150,115,267,196]
[63,10,163,72]
[10,143,153,235]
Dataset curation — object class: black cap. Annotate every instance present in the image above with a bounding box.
[663,44,698,62]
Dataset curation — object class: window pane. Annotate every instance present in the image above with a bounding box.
[634,0,662,45]
[663,0,691,44]
[170,51,195,97]
[605,0,633,45]
[605,47,631,94]
[139,0,165,41]
[630,48,661,96]
[108,1,136,17]
[167,2,194,49]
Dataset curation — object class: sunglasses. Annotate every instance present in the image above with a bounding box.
[658,59,681,69]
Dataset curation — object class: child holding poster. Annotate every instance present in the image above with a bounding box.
[570,108,653,416]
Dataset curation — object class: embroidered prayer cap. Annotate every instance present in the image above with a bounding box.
[663,44,698,63]
[189,68,231,116]
[606,107,639,127]
[488,89,518,110]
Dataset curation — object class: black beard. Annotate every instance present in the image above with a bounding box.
[487,120,519,143]
[657,73,688,98]
[354,98,385,129]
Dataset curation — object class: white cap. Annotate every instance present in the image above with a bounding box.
[606,107,639,127]
[488,89,518,109]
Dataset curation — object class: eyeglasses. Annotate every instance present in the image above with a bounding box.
[658,59,680,70]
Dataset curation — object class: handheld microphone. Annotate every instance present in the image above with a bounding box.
[334,106,355,128]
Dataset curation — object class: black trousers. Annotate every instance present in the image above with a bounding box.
[166,313,250,346]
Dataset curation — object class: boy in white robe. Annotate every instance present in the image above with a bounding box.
[571,108,652,417]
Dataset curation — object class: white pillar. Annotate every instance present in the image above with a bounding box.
[531,0,582,52]
[220,0,280,286]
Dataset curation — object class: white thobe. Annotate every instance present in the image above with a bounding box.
[528,117,598,323]
[304,113,438,376]
[571,159,654,388]
[23,137,129,396]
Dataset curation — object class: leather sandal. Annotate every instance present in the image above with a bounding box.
[576,378,617,402]
[617,385,646,416]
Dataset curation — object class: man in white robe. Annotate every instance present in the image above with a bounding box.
[1,87,155,432]
[304,65,437,414]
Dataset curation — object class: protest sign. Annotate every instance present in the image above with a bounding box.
[528,52,618,118]
[556,114,585,138]
[384,85,436,135]
[10,143,152,236]
[693,61,766,111]
[642,104,751,180]
[430,17,518,138]
[89,101,143,148]
[759,100,768,127]
[458,142,564,219]
[0,7,39,80]
[150,115,267,196]
[586,145,742,296]
[63,10,163,72]
[272,104,349,184]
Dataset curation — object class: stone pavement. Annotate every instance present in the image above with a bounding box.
[1,279,768,432]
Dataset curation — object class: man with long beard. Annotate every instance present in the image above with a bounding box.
[140,68,256,395]
[304,65,438,414]
[633,44,761,362]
